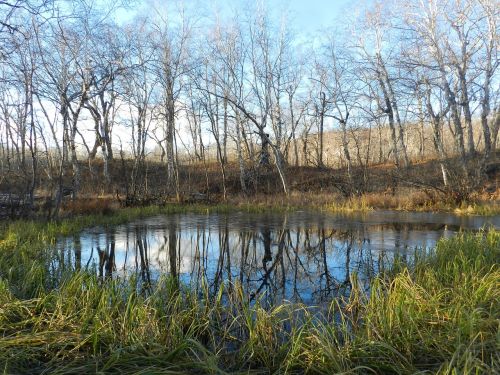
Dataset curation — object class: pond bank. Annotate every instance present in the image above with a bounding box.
[226,192,500,216]
[54,193,500,221]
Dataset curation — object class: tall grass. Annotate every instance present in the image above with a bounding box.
[0,216,498,373]
[227,191,500,215]
[324,193,500,215]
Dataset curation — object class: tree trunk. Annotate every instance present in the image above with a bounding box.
[458,70,474,156]
[165,93,176,193]
[426,87,450,187]
[480,70,493,159]
[379,59,409,167]
[377,72,400,167]
[438,67,468,173]
[223,96,228,164]
[259,130,271,166]
[340,120,352,179]
[317,92,326,168]
[235,111,248,194]
[491,106,499,150]
[271,144,289,196]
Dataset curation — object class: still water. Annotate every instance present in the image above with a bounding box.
[55,211,498,305]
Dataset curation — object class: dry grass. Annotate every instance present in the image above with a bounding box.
[357,190,435,210]
[29,186,499,218]
[61,197,120,216]
[225,189,500,215]
[227,191,342,209]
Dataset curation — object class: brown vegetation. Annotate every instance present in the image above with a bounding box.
[60,197,119,216]
[1,151,497,217]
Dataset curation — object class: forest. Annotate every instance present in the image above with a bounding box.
[0,0,498,217]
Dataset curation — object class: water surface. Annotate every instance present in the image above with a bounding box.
[55,210,498,305]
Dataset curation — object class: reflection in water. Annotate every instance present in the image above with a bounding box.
[55,211,498,305]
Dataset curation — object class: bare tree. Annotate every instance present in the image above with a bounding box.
[321,40,359,182]
[477,0,499,160]
[354,4,410,168]
[152,7,191,198]
[402,0,469,173]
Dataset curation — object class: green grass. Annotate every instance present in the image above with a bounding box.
[0,214,498,374]
[452,202,500,216]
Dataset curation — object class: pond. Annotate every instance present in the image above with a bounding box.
[55,210,499,306]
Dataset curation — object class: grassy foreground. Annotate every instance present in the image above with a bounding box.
[0,215,499,374]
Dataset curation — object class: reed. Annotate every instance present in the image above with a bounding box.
[0,216,498,373]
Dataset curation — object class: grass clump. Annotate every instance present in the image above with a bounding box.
[0,216,498,373]
[325,191,500,215]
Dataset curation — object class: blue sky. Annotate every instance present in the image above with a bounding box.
[113,0,356,35]
[285,0,353,34]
